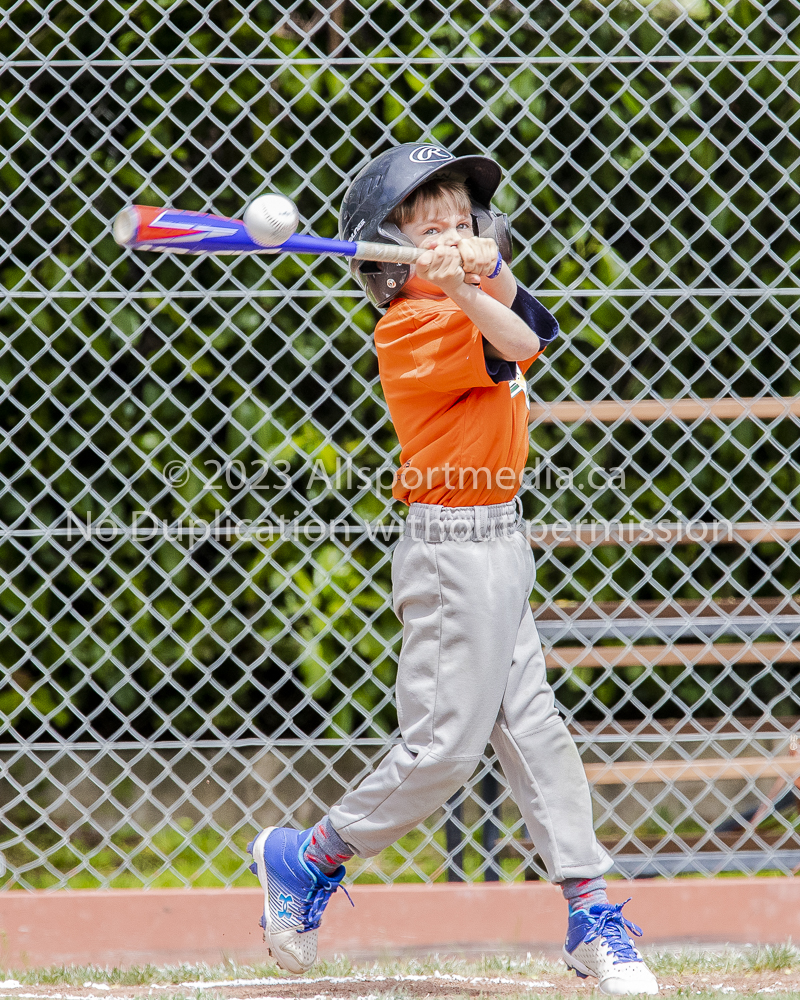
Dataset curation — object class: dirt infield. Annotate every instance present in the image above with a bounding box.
[3,946,800,1000]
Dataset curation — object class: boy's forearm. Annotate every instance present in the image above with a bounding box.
[479,261,517,307]
[449,281,540,362]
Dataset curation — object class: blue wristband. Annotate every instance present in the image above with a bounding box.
[488,252,503,279]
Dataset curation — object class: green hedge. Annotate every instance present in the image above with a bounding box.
[2,1,799,739]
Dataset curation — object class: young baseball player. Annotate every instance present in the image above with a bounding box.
[247,144,659,996]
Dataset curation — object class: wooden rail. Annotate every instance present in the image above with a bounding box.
[534,594,796,621]
[545,641,800,669]
[527,521,800,548]
[584,754,800,785]
[529,396,800,424]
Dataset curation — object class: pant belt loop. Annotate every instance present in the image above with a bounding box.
[473,505,489,541]
[426,505,443,543]
[514,495,524,530]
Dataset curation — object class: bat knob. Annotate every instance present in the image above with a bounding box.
[113,207,138,246]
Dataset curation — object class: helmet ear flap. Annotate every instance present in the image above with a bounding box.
[471,204,513,263]
[351,222,413,306]
[351,223,416,306]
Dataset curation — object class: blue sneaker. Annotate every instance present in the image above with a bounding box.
[247,826,351,974]
[563,900,659,995]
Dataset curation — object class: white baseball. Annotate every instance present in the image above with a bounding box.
[244,193,300,248]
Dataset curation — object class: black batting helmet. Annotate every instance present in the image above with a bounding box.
[338,143,512,307]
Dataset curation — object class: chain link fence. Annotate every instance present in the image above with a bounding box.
[2,0,800,890]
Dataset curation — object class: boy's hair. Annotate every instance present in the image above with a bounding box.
[386,178,472,229]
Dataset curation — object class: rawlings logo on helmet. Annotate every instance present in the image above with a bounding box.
[408,146,454,164]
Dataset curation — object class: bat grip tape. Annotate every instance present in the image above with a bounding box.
[353,241,423,264]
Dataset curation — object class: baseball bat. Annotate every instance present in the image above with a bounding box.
[113,205,423,264]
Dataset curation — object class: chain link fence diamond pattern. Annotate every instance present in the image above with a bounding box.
[2,0,800,890]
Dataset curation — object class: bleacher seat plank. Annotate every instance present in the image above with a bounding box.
[545,640,800,668]
[584,754,800,785]
[529,396,800,424]
[528,520,800,548]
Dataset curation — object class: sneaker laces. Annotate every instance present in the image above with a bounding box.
[584,899,643,964]
[299,874,353,933]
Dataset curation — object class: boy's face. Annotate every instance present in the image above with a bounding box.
[398,198,472,297]
[399,199,472,250]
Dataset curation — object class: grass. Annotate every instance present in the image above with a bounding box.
[649,942,800,975]
[2,945,799,986]
[0,953,563,986]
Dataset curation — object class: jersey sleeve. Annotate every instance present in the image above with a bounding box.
[409,307,498,392]
[482,339,518,384]
[511,284,559,374]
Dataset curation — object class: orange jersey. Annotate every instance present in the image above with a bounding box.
[374,294,550,507]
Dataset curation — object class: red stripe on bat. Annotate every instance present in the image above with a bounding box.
[135,206,206,242]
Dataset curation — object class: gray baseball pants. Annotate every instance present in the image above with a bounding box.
[329,500,612,883]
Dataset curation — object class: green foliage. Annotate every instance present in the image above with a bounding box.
[2,0,799,757]
[0,816,482,889]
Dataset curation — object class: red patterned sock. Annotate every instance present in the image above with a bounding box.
[303,817,354,875]
[561,876,609,911]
